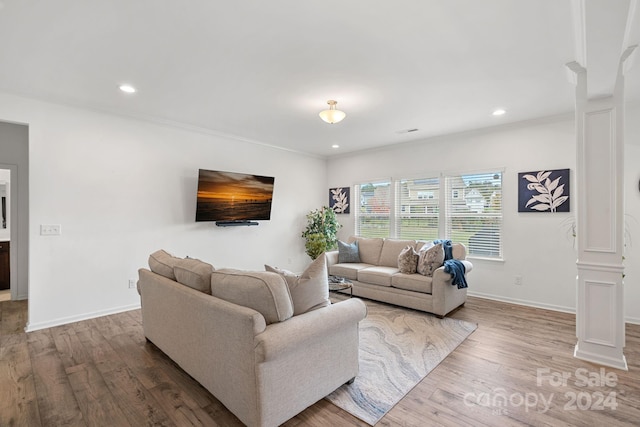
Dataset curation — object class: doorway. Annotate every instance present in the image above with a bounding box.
[0,121,29,303]
[0,168,10,299]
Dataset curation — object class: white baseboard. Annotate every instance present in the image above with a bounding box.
[467,291,640,325]
[625,316,640,325]
[25,303,141,332]
[467,290,575,313]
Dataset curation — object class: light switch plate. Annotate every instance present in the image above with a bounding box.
[41,224,61,236]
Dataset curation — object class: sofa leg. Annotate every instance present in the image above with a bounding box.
[345,377,355,385]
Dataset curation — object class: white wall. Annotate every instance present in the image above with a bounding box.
[0,168,9,241]
[0,92,327,330]
[328,117,583,314]
[624,105,640,324]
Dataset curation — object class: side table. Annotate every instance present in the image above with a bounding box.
[328,276,353,298]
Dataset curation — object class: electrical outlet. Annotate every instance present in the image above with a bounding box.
[514,275,523,286]
[128,279,136,289]
[40,224,62,236]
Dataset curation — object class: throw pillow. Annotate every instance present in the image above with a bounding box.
[397,245,419,274]
[173,258,214,294]
[417,243,445,276]
[338,240,361,263]
[210,269,294,324]
[148,249,181,280]
[265,255,330,315]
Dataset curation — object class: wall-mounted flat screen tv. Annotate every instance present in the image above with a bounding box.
[195,169,275,222]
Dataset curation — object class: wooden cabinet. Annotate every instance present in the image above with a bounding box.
[0,241,9,290]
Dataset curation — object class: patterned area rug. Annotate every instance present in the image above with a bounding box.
[325,298,477,425]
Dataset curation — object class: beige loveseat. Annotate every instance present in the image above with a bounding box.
[138,251,367,427]
[326,237,472,317]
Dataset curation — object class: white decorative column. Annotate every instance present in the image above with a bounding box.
[566,46,634,370]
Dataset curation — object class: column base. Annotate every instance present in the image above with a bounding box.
[574,344,628,371]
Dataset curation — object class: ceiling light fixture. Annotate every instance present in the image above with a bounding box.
[319,100,346,124]
[119,84,137,94]
[492,108,506,116]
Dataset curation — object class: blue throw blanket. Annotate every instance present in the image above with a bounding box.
[434,239,468,289]
[444,259,467,289]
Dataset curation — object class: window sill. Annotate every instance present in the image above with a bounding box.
[467,255,505,263]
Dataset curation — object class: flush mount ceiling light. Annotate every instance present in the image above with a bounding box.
[119,84,137,94]
[319,100,346,124]
[492,108,506,116]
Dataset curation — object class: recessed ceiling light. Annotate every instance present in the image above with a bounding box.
[332,144,340,149]
[492,109,506,116]
[119,84,136,94]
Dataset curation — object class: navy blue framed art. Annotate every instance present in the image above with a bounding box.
[518,169,570,213]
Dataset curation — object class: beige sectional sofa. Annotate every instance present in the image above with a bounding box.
[138,251,367,427]
[326,237,472,317]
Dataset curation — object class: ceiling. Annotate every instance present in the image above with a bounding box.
[1,0,639,157]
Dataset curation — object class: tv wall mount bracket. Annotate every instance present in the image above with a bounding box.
[215,220,259,227]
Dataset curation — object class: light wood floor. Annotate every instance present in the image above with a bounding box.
[0,289,10,302]
[1,297,638,427]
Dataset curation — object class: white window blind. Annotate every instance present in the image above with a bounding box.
[444,171,502,257]
[395,177,440,240]
[355,181,391,238]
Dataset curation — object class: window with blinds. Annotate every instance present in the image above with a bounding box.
[395,177,440,240]
[444,172,502,257]
[354,181,391,238]
[354,170,503,259]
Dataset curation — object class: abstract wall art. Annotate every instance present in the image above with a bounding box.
[329,187,350,214]
[518,169,570,213]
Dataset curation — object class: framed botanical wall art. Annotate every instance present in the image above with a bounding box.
[329,187,350,214]
[518,169,570,212]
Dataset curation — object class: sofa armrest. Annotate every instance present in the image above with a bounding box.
[459,259,473,274]
[254,298,367,363]
[433,260,473,283]
[430,259,472,316]
[325,250,339,269]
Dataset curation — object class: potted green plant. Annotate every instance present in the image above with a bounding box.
[301,206,342,259]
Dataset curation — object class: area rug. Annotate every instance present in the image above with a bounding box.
[325,298,477,425]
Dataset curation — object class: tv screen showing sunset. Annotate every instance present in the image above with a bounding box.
[196,169,274,221]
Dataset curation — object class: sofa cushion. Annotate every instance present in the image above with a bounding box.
[337,240,361,263]
[173,258,214,293]
[379,239,416,267]
[210,270,294,324]
[357,266,398,287]
[265,256,330,316]
[351,236,384,265]
[397,245,419,274]
[417,243,444,276]
[148,249,181,280]
[329,263,370,281]
[391,273,433,294]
